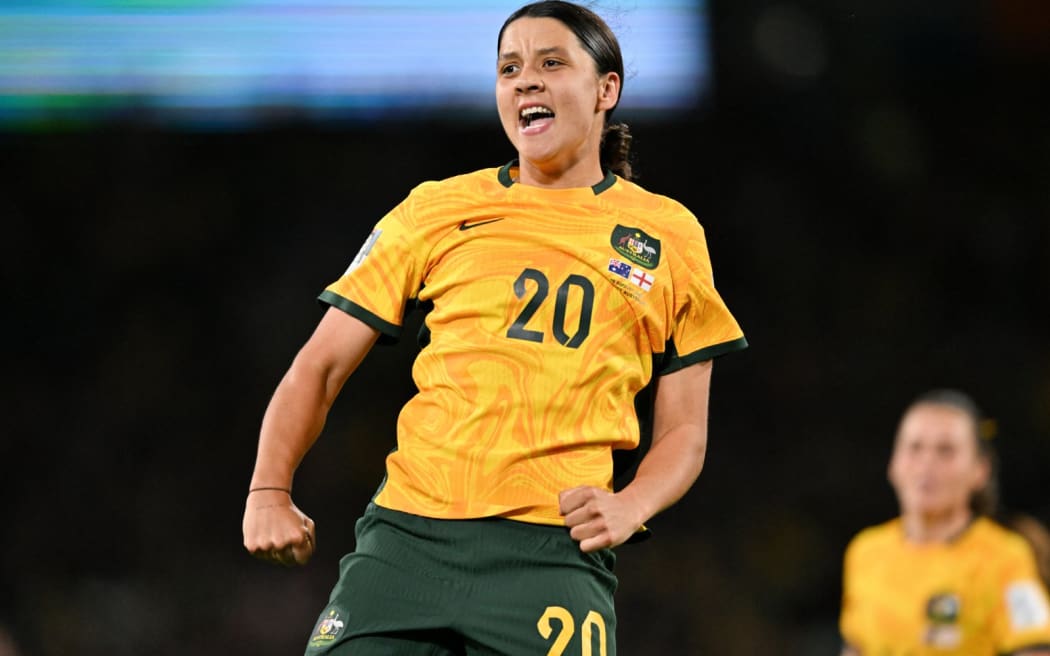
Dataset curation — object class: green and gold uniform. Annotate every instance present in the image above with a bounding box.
[308,162,747,655]
[841,517,1050,655]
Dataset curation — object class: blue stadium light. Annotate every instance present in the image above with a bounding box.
[0,0,708,127]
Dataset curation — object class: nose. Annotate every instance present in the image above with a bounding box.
[912,450,941,479]
[515,66,544,94]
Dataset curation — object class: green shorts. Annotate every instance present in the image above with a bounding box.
[305,503,618,656]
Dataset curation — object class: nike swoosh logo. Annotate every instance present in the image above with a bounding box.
[458,218,505,231]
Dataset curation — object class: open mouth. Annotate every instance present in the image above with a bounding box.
[519,105,555,129]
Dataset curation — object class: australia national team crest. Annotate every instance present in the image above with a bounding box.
[308,608,346,649]
[610,225,660,269]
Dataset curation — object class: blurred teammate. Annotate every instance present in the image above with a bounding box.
[241,2,747,654]
[840,390,1050,655]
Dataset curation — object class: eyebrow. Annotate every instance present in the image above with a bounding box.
[498,46,569,61]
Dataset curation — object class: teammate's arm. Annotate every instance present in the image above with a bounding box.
[242,307,380,566]
[840,645,860,656]
[560,360,712,552]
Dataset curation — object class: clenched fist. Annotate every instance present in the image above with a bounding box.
[559,486,644,553]
[242,489,317,566]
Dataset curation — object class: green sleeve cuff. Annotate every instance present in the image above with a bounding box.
[659,336,748,375]
[317,290,402,338]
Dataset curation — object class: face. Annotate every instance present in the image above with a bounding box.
[496,17,620,176]
[888,403,989,518]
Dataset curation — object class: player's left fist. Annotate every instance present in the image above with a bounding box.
[558,486,643,553]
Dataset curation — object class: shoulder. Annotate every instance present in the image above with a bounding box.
[403,166,506,205]
[609,177,700,228]
[969,517,1038,563]
[846,519,901,560]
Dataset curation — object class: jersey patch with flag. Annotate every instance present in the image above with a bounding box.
[608,258,631,279]
[630,268,655,291]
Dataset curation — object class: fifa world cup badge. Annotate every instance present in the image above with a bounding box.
[924,592,962,648]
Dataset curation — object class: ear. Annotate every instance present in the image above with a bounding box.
[596,71,621,113]
[886,440,898,482]
[972,453,991,491]
[887,445,904,493]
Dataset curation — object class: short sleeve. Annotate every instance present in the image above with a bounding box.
[318,186,431,338]
[658,223,747,375]
[839,537,863,649]
[993,540,1050,652]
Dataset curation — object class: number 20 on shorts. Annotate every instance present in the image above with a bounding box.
[537,606,607,656]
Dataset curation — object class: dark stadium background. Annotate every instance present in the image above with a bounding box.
[3,1,1049,653]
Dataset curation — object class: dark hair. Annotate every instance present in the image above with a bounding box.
[498,1,635,180]
[903,389,999,517]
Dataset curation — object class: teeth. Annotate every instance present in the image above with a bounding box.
[520,106,553,118]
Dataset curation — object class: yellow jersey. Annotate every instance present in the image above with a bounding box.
[320,162,747,525]
[841,517,1050,655]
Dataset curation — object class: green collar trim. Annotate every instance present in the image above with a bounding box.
[498,160,617,195]
[497,160,516,187]
[590,168,617,194]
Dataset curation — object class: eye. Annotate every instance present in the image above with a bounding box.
[543,59,562,68]
[500,63,520,75]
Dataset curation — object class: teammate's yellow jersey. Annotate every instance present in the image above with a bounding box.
[320,161,747,525]
[840,517,1050,655]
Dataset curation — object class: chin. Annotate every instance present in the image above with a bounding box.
[913,501,956,517]
[902,493,949,515]
[518,149,556,167]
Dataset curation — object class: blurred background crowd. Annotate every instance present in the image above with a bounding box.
[2,0,1048,653]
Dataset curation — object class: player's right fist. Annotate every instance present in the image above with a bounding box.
[242,489,317,566]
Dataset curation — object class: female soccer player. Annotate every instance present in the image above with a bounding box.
[840,390,1050,655]
[243,2,747,653]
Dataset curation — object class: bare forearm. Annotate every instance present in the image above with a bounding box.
[248,309,379,490]
[619,423,706,523]
[619,360,711,523]
[558,362,711,551]
[249,356,340,488]
[243,309,379,566]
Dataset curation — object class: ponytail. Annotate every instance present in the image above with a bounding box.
[601,121,635,181]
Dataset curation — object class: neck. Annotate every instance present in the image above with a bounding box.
[516,155,605,189]
[515,124,606,189]
[901,507,975,545]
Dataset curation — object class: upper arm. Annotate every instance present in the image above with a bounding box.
[651,360,712,445]
[994,539,1050,653]
[839,537,867,652]
[292,307,380,403]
